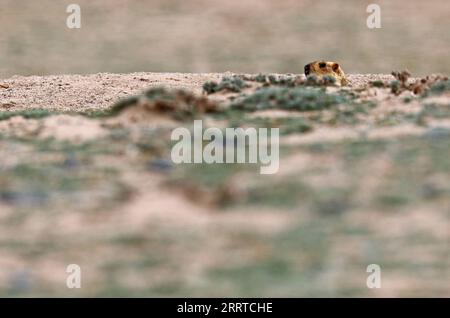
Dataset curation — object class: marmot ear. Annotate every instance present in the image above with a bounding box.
[304,64,311,76]
[332,63,340,72]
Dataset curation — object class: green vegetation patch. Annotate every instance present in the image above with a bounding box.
[203,76,250,94]
[231,87,349,112]
[0,109,54,121]
[227,116,313,135]
[247,73,300,87]
[244,179,310,208]
[0,159,130,210]
[428,79,450,95]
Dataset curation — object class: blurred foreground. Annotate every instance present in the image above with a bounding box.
[0,72,449,296]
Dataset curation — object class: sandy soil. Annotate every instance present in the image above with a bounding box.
[0,73,393,112]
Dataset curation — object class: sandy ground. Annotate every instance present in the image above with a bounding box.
[0,73,394,112]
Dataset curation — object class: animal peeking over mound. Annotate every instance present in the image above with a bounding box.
[304,61,348,86]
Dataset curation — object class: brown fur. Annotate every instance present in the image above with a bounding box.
[304,61,348,86]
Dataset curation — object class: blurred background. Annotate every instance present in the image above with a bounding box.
[0,0,449,77]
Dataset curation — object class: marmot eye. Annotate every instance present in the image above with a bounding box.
[319,62,326,68]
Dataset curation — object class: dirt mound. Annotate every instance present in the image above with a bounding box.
[109,87,219,124]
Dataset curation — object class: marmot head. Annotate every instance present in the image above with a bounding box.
[304,61,348,86]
